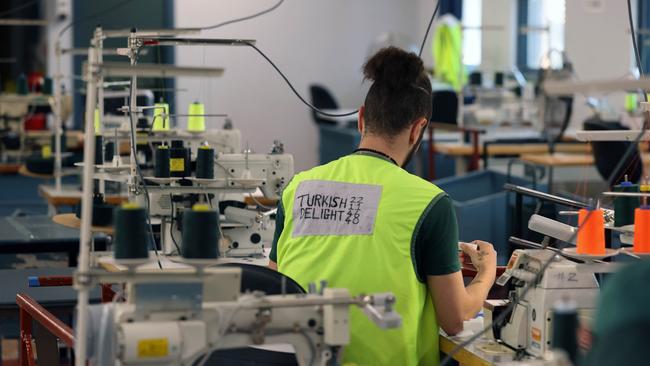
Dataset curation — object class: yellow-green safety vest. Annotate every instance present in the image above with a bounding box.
[277,153,446,365]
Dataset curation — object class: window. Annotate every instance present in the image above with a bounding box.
[462,0,482,67]
[517,0,566,70]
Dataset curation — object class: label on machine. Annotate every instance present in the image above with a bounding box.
[137,338,169,358]
[170,158,185,172]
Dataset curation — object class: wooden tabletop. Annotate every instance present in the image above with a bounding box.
[18,165,54,179]
[520,152,650,167]
[0,163,21,174]
[439,333,514,366]
[24,130,84,149]
[243,196,278,207]
[38,185,127,207]
[435,143,591,156]
[439,336,490,366]
[52,213,114,235]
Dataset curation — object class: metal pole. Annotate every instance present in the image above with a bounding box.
[74,27,101,366]
[503,183,589,209]
[16,293,75,347]
[97,29,106,195]
[128,30,139,200]
[53,41,62,191]
[18,304,33,366]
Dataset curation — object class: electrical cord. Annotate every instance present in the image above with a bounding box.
[240,41,357,118]
[0,0,40,18]
[441,4,649,363]
[199,0,285,31]
[234,1,439,118]
[418,0,440,58]
[169,197,181,255]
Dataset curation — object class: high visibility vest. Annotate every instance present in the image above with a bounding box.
[277,153,446,365]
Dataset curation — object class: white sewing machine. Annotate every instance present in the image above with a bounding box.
[147,149,293,256]
[487,249,599,358]
[82,267,401,366]
[221,206,275,257]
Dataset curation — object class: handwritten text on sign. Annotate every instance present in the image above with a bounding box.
[292,180,382,237]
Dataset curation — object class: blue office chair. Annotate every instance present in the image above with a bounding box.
[583,118,642,185]
[220,263,304,295]
[431,90,459,126]
[309,84,339,125]
[202,263,304,366]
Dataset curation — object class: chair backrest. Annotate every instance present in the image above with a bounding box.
[309,84,339,125]
[219,263,305,295]
[205,263,303,365]
[583,118,642,184]
[431,90,459,125]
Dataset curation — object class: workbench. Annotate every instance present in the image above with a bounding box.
[0,163,21,174]
[439,332,516,366]
[435,142,591,175]
[39,184,126,214]
[96,247,270,272]
[52,213,115,235]
[0,215,105,267]
[520,152,650,192]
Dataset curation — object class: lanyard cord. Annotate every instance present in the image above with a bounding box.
[353,148,398,166]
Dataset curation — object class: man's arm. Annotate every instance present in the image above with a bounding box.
[268,260,277,270]
[427,241,496,335]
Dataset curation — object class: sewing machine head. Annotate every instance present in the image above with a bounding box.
[83,267,401,366]
[489,249,599,358]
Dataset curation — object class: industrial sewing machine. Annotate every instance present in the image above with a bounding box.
[73,26,294,259]
[147,144,294,257]
[81,267,401,366]
[487,249,599,358]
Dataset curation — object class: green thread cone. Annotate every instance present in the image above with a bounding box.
[187,102,206,133]
[152,102,170,131]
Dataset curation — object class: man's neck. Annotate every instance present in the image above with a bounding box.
[358,135,407,166]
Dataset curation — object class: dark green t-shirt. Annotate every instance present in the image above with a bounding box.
[269,153,460,281]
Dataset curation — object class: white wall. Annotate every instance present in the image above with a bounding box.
[564,0,633,129]
[175,0,427,171]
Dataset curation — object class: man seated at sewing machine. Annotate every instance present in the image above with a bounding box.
[268,47,497,365]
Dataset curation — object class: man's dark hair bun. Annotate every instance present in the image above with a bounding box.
[363,46,425,90]
[361,46,432,138]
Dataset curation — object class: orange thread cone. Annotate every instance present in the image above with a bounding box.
[633,207,650,254]
[576,208,606,255]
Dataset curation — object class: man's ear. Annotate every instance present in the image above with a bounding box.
[409,118,429,144]
[358,105,365,134]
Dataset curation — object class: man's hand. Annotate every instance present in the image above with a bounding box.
[428,241,498,333]
[460,240,497,282]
